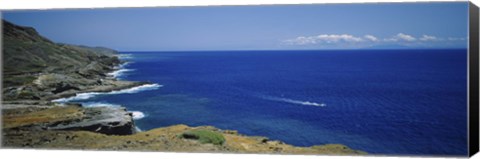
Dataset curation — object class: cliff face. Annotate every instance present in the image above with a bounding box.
[2,20,119,77]
[1,20,134,101]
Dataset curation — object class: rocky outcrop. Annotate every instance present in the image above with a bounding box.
[44,80,148,101]
[2,102,136,136]
[3,75,146,101]
[48,106,136,135]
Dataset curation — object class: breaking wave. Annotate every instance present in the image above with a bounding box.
[262,96,326,107]
[130,111,146,120]
[80,102,146,121]
[52,83,162,103]
[109,62,134,79]
[107,69,134,78]
[81,102,122,107]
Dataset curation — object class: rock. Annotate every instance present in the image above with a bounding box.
[2,103,136,136]
[34,74,95,92]
[52,82,80,94]
[78,61,110,78]
[14,86,40,100]
[48,106,136,135]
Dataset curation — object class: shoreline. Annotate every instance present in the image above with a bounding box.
[46,60,148,102]
[46,81,149,101]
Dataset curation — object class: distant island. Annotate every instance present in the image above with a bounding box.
[1,20,366,155]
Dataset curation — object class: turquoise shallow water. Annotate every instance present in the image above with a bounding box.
[60,49,468,156]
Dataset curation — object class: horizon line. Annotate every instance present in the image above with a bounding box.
[118,48,468,53]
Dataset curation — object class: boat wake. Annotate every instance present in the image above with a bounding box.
[261,96,326,107]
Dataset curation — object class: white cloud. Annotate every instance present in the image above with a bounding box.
[364,35,378,42]
[419,35,438,41]
[395,33,416,42]
[316,34,364,43]
[283,33,466,48]
[382,33,417,42]
[284,36,316,45]
[284,34,364,45]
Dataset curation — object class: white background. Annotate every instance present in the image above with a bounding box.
[0,0,479,159]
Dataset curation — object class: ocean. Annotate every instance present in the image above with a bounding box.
[57,49,468,156]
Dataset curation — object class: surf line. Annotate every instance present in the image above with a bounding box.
[49,84,160,122]
[52,83,162,103]
[80,102,147,120]
[108,61,135,79]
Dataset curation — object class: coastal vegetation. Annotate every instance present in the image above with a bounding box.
[180,129,226,145]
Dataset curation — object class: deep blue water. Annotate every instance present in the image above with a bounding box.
[69,50,468,156]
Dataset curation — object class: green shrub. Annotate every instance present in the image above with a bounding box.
[180,130,225,145]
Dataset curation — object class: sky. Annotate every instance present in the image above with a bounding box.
[2,2,469,51]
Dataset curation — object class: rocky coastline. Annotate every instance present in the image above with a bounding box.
[1,20,366,155]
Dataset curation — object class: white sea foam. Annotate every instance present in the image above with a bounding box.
[53,92,101,102]
[107,69,134,78]
[109,83,162,94]
[262,96,326,107]
[109,62,134,79]
[52,83,162,103]
[130,111,146,120]
[81,102,122,107]
[79,102,146,120]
